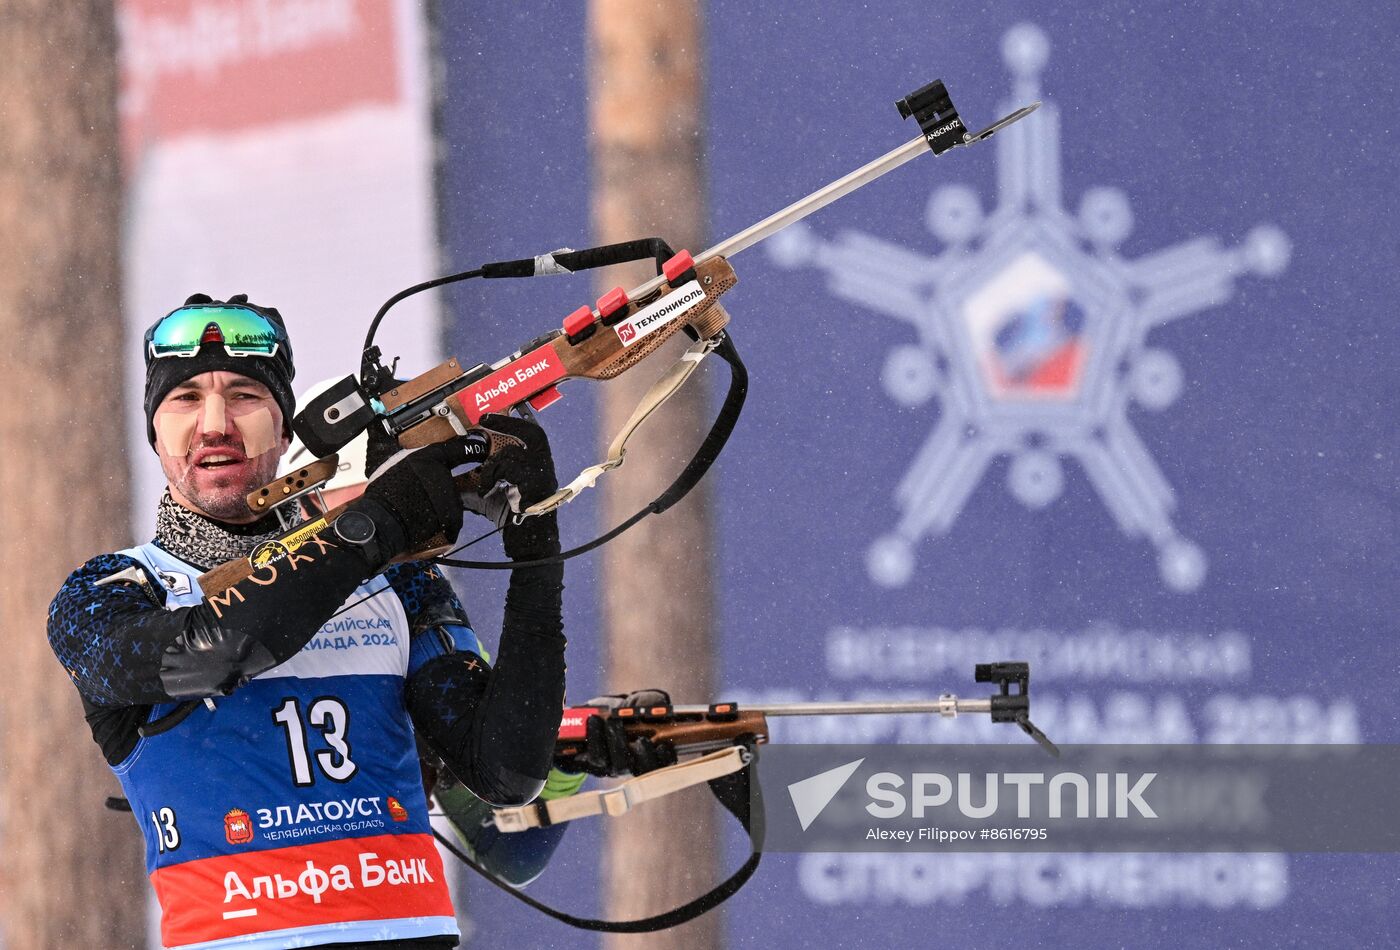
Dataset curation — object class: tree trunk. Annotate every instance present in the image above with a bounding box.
[0,3,146,947]
[587,3,721,949]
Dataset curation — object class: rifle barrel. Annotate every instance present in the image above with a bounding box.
[669,697,993,718]
[702,135,931,263]
[623,134,929,304]
[620,100,1039,306]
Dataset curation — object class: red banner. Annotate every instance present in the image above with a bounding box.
[151,831,453,947]
[119,0,398,158]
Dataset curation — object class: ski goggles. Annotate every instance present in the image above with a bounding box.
[145,305,288,362]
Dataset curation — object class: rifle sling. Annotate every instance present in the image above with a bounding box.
[523,334,721,516]
[492,745,747,830]
[435,330,747,570]
[432,740,765,933]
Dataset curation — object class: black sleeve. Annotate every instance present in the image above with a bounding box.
[404,514,566,807]
[48,529,384,707]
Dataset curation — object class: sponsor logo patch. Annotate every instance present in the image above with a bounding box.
[612,283,708,348]
[457,347,567,422]
[246,518,329,569]
[249,540,291,568]
[224,807,254,845]
[557,707,598,740]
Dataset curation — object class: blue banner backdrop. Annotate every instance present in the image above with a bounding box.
[436,7,609,948]
[439,2,1397,947]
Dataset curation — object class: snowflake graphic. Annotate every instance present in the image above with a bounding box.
[768,22,1290,593]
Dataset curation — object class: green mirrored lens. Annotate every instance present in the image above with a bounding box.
[149,306,282,358]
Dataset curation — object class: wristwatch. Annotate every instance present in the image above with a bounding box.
[333,509,381,566]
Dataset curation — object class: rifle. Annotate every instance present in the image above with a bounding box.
[196,79,1038,597]
[432,662,1057,933]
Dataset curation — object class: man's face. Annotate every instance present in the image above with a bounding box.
[154,371,290,523]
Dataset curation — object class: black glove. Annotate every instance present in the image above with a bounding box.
[346,424,479,568]
[362,408,489,491]
[467,413,561,559]
[469,413,558,509]
[363,409,407,479]
[568,690,676,778]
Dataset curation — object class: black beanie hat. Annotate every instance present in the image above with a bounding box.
[143,293,297,449]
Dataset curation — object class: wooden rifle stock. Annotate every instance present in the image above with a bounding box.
[377,256,736,433]
[197,442,518,599]
[552,705,770,774]
[196,256,738,601]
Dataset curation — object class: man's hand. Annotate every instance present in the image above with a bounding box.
[463,413,562,561]
[465,413,559,524]
[349,426,479,567]
[568,690,678,778]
